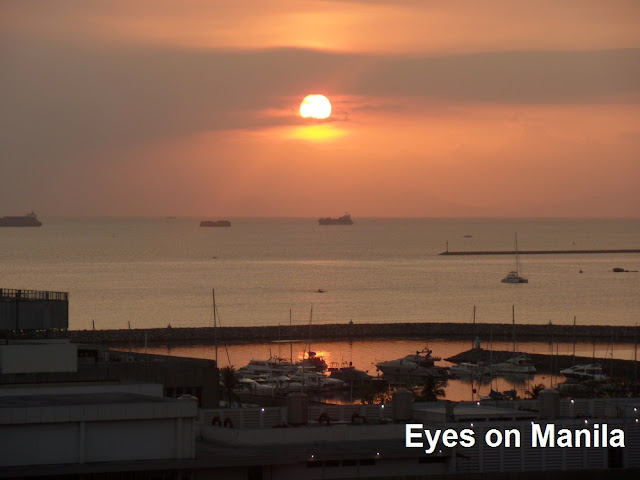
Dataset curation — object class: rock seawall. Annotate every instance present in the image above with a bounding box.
[64,322,640,346]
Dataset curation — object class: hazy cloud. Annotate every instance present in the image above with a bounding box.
[4,41,639,164]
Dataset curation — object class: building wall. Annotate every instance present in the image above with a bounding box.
[0,423,79,466]
[0,409,196,467]
[0,298,68,330]
[0,382,163,398]
[0,351,219,408]
[85,419,184,463]
[0,343,77,374]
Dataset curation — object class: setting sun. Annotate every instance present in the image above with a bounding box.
[300,94,332,119]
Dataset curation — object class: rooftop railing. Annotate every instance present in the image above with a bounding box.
[0,288,68,301]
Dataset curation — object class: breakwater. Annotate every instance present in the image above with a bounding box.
[440,249,640,255]
[447,348,639,378]
[63,322,640,346]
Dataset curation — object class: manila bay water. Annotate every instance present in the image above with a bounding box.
[2,217,638,402]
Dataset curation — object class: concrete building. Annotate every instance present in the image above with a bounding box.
[3,288,640,479]
[1,288,219,408]
[190,395,640,479]
[0,288,212,478]
[0,391,197,475]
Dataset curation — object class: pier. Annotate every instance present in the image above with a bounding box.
[56,322,640,346]
[440,249,640,255]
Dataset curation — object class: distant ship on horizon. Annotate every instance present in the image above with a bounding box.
[318,213,354,225]
[0,211,42,227]
[200,220,231,227]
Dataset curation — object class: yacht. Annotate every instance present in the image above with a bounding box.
[235,376,303,395]
[560,364,607,382]
[491,355,536,375]
[289,371,345,391]
[236,357,298,379]
[376,348,446,378]
[328,362,378,385]
[297,351,328,372]
[449,362,489,377]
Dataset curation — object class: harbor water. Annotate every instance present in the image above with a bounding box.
[1,217,638,330]
[125,337,640,403]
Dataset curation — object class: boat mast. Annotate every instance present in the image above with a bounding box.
[611,327,614,378]
[489,329,494,390]
[308,304,313,355]
[472,305,476,349]
[213,289,218,366]
[515,233,520,274]
[512,305,516,357]
[290,309,293,363]
[549,320,554,388]
[572,315,576,365]
[634,323,638,383]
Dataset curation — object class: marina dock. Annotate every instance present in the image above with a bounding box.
[447,348,639,378]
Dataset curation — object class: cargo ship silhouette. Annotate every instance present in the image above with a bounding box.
[318,213,353,225]
[0,211,42,227]
[200,220,231,227]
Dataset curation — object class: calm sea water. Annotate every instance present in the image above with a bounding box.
[1,217,638,330]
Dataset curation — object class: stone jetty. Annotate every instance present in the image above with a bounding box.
[57,322,640,347]
[440,249,640,255]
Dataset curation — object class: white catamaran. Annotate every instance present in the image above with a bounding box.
[502,233,528,283]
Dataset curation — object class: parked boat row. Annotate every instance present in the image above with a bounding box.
[232,353,381,396]
[448,357,607,383]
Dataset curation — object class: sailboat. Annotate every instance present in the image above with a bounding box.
[501,233,528,283]
[491,306,536,375]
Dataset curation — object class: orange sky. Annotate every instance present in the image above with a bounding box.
[1,1,639,217]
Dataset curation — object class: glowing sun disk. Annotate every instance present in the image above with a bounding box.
[300,94,332,119]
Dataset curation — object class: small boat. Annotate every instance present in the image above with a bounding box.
[449,362,489,377]
[234,375,303,395]
[502,233,528,283]
[289,371,345,391]
[297,351,328,372]
[328,362,378,385]
[236,357,298,378]
[478,389,518,401]
[376,348,446,378]
[318,213,353,225]
[316,288,325,293]
[502,271,528,283]
[200,220,231,227]
[560,364,607,382]
[491,354,536,375]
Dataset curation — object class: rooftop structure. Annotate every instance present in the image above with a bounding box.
[0,391,197,476]
[0,288,69,332]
